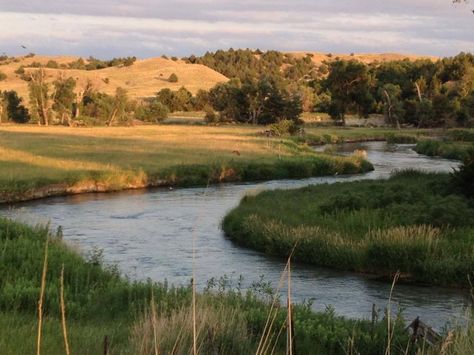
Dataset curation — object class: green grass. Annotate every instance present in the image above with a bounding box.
[415,140,474,161]
[302,127,435,145]
[0,216,417,354]
[223,171,474,287]
[0,125,373,203]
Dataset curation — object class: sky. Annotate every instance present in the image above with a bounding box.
[0,0,472,59]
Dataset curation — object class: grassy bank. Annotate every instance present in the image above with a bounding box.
[0,216,418,354]
[302,127,435,145]
[223,171,474,287]
[414,130,474,161]
[0,125,373,203]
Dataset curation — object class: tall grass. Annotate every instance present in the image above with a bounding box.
[223,171,474,287]
[415,140,474,161]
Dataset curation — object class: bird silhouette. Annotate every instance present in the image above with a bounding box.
[20,45,27,49]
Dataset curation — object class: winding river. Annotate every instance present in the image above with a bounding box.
[2,142,470,330]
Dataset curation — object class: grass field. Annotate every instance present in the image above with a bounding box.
[0,125,373,203]
[223,171,474,287]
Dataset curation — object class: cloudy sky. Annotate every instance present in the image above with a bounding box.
[0,0,472,58]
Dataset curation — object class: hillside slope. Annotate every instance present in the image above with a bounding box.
[286,52,438,66]
[0,55,228,101]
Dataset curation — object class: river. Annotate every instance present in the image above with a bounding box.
[2,142,470,330]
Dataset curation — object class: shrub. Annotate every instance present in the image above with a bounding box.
[168,73,178,83]
[268,119,301,136]
[0,71,6,81]
[451,147,474,198]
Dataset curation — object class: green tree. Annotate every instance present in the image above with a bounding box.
[379,84,404,129]
[1,91,30,123]
[135,99,169,123]
[28,69,51,125]
[52,76,76,126]
[168,73,178,83]
[107,87,129,126]
[324,60,373,125]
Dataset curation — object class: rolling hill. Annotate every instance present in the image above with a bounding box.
[0,55,229,101]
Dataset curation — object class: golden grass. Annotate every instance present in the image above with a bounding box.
[0,55,228,101]
[1,124,339,201]
[286,51,438,66]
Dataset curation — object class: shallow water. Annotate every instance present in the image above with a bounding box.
[2,142,470,330]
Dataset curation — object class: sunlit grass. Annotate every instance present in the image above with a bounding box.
[0,125,373,201]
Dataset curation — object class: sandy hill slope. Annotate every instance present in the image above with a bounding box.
[286,52,438,66]
[0,55,228,101]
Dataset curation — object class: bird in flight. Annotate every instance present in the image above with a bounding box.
[20,45,27,49]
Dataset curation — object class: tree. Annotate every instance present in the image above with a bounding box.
[28,69,51,125]
[107,87,129,126]
[135,99,169,123]
[324,60,373,125]
[52,76,76,126]
[168,73,178,83]
[1,91,30,123]
[380,84,404,129]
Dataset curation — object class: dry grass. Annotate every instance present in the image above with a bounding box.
[131,302,253,355]
[286,52,438,66]
[1,124,371,201]
[0,55,228,101]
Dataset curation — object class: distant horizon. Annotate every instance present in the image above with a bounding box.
[1,1,472,59]
[1,48,457,61]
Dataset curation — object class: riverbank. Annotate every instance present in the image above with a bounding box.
[414,129,474,161]
[1,216,414,354]
[0,125,375,204]
[223,171,474,288]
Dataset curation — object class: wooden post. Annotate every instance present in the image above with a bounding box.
[103,335,109,355]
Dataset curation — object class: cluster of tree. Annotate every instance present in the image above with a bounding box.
[24,69,167,126]
[185,49,474,127]
[207,78,303,124]
[183,49,319,83]
[320,53,474,127]
[19,56,137,72]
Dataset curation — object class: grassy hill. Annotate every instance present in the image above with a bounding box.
[0,55,228,101]
[286,51,438,66]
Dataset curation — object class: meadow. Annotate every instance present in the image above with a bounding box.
[0,125,376,203]
[222,171,474,287]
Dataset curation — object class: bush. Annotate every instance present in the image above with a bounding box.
[268,120,301,136]
[451,147,474,198]
[204,106,219,124]
[168,73,178,83]
[0,71,6,81]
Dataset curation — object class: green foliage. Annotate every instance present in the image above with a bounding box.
[0,90,30,123]
[324,60,374,123]
[209,78,303,124]
[0,71,6,81]
[415,139,474,161]
[135,99,169,123]
[451,147,474,198]
[268,119,301,136]
[223,172,474,287]
[168,72,178,83]
[52,76,76,125]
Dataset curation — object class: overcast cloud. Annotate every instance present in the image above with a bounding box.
[0,0,472,58]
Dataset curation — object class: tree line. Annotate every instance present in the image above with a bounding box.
[1,51,473,127]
